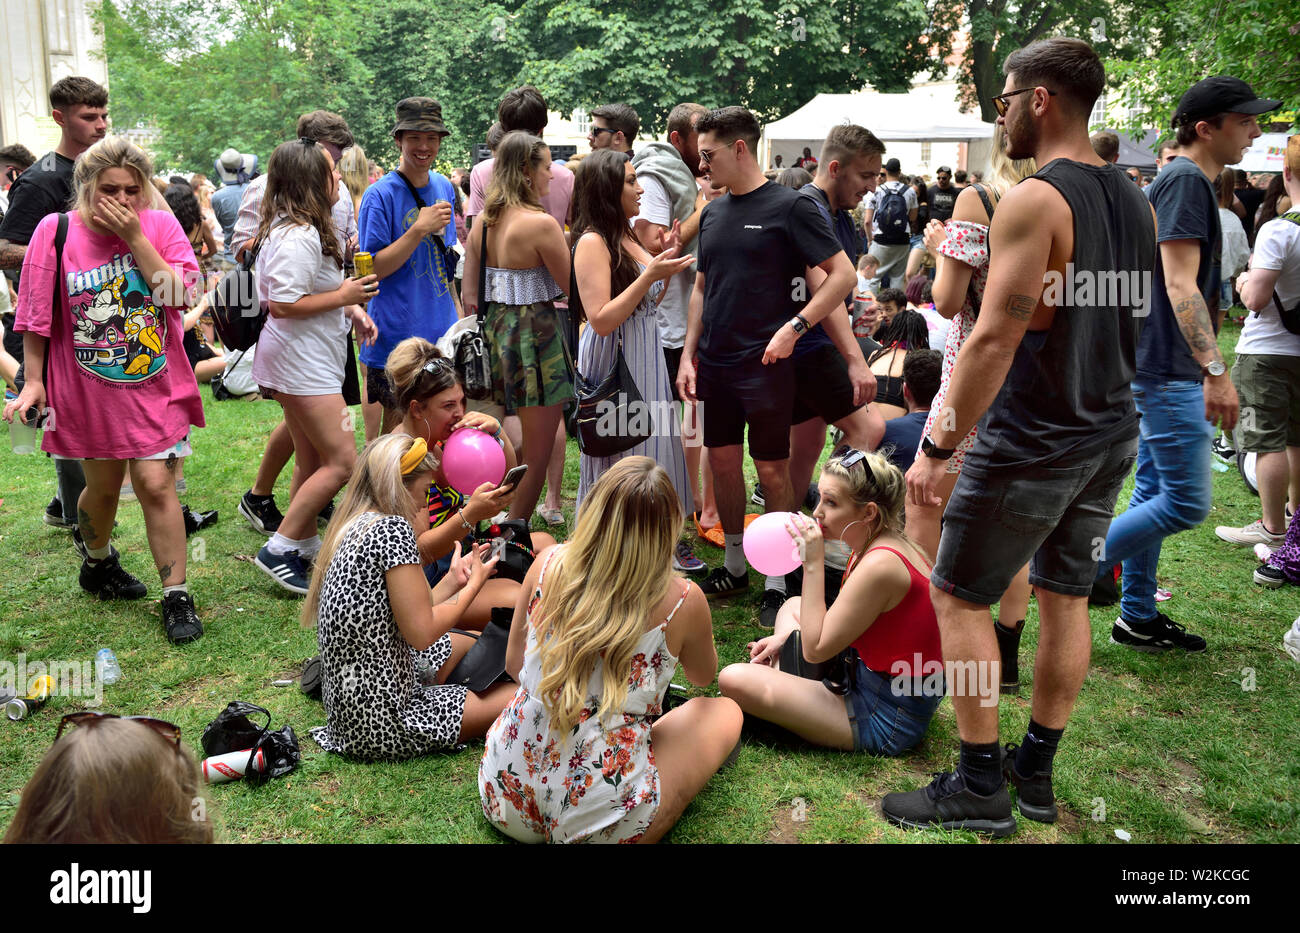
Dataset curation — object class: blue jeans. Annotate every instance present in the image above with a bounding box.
[1100,379,1214,622]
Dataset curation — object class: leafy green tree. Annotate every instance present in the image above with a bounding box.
[1106,0,1298,136]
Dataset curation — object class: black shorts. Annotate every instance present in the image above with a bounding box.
[663,345,683,402]
[2,313,22,364]
[932,439,1137,604]
[791,343,860,426]
[696,358,794,461]
[183,329,217,370]
[365,364,397,411]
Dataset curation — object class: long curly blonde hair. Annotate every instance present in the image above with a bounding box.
[532,457,682,731]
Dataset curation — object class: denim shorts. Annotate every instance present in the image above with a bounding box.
[932,439,1138,604]
[844,663,943,756]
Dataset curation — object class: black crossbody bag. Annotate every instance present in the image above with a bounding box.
[568,242,652,457]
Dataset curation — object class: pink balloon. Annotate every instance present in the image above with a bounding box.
[742,511,802,576]
[441,427,506,495]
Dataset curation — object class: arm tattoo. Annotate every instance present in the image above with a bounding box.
[1172,295,1219,355]
[1004,294,1036,321]
[78,507,98,543]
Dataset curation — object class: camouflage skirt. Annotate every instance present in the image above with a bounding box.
[481,299,575,415]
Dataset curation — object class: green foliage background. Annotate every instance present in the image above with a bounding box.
[96,0,1297,177]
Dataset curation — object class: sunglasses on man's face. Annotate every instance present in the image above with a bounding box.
[56,711,182,747]
[991,87,1057,118]
[589,127,614,139]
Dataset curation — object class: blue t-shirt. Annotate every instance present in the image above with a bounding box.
[357,170,459,369]
[879,410,928,473]
[1137,156,1220,382]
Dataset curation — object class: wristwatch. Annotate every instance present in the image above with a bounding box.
[790,313,811,335]
[921,435,956,461]
[1202,360,1227,377]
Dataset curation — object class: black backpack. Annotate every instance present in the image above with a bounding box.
[874,182,910,245]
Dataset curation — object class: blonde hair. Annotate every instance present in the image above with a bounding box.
[480,131,548,227]
[302,433,438,627]
[821,448,919,560]
[72,136,164,223]
[986,123,1038,206]
[338,142,370,215]
[3,718,211,844]
[533,457,682,731]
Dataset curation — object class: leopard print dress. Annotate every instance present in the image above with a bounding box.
[310,512,467,760]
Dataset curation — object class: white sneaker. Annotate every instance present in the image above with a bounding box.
[1284,619,1300,663]
[1254,543,1276,563]
[1215,519,1284,547]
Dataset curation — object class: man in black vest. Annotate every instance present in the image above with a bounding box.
[883,38,1157,836]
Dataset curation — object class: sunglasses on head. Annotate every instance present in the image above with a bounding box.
[56,711,181,747]
[422,356,455,377]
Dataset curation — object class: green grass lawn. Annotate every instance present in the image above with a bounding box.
[2,322,1297,844]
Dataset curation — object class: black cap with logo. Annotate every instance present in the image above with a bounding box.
[1171,76,1281,128]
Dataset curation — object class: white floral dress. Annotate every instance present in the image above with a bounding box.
[918,218,991,473]
[479,548,690,843]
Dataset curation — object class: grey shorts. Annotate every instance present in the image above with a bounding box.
[932,439,1137,604]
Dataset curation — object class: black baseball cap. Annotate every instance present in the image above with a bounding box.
[1171,76,1281,128]
[884,157,901,173]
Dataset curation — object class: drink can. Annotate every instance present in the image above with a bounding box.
[201,747,267,784]
[6,674,55,721]
[353,251,373,279]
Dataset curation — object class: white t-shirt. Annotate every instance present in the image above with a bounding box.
[1236,215,1300,357]
[632,174,692,349]
[252,222,349,394]
[917,305,951,352]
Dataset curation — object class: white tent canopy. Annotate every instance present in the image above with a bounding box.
[762,83,995,169]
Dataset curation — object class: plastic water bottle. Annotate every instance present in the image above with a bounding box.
[96,648,122,685]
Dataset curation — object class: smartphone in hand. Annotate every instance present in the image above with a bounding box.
[498,464,527,492]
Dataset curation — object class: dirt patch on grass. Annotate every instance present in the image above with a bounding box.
[157,675,241,712]
[1116,757,1244,842]
[766,804,806,843]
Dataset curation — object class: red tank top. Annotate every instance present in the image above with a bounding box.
[844,545,943,675]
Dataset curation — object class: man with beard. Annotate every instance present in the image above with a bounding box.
[884,37,1157,836]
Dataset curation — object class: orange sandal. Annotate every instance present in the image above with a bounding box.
[693,512,759,548]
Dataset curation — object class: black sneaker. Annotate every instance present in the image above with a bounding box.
[759,589,786,628]
[239,490,283,535]
[881,770,1017,837]
[71,526,89,561]
[994,619,1023,694]
[1253,564,1287,588]
[161,591,203,645]
[43,497,75,528]
[750,483,765,507]
[79,550,148,601]
[1211,431,1236,464]
[1110,611,1207,653]
[300,656,323,699]
[1001,744,1057,823]
[699,566,749,599]
[318,500,335,526]
[182,505,219,537]
[254,544,310,595]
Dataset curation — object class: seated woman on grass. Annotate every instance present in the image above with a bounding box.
[718,448,943,756]
[385,336,556,631]
[480,457,741,843]
[305,433,516,761]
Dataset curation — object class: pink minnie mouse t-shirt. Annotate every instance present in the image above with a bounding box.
[14,209,206,459]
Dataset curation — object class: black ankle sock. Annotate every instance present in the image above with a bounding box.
[958,740,1003,796]
[1015,720,1064,777]
[994,618,1024,636]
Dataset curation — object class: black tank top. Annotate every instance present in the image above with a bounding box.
[972,159,1155,467]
